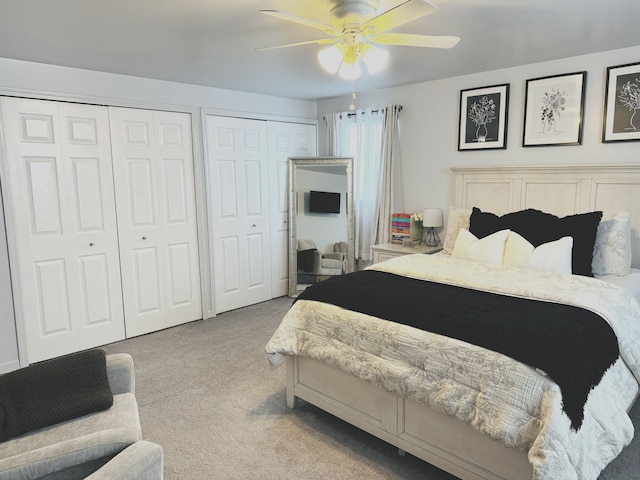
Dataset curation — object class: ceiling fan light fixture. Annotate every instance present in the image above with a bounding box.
[318,45,344,74]
[361,44,388,74]
[338,61,362,80]
[260,1,457,83]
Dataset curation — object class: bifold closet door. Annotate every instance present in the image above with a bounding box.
[267,121,317,297]
[0,97,125,363]
[109,107,202,337]
[206,115,271,313]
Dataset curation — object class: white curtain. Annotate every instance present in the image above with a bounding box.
[324,105,402,261]
[373,104,404,246]
[323,112,340,156]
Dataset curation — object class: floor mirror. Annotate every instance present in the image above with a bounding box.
[288,157,355,297]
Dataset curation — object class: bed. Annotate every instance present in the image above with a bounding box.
[265,164,640,480]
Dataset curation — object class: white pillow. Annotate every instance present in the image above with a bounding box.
[443,206,471,254]
[592,212,632,276]
[452,229,509,265]
[503,231,573,274]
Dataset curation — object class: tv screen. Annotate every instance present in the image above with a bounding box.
[309,190,341,214]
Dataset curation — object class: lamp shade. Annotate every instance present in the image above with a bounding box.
[423,208,443,227]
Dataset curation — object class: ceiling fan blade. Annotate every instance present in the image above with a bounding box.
[255,38,337,52]
[260,10,341,36]
[370,33,460,49]
[361,0,437,35]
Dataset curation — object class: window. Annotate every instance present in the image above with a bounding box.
[336,109,384,261]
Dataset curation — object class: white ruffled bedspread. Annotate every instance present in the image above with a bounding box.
[266,254,640,480]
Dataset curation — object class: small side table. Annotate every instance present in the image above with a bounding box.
[371,242,442,264]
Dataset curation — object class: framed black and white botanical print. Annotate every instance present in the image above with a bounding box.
[458,83,509,151]
[603,61,640,143]
[523,71,586,147]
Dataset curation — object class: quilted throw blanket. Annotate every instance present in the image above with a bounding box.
[266,254,640,480]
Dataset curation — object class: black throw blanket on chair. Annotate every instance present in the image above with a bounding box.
[0,349,113,442]
[297,270,620,430]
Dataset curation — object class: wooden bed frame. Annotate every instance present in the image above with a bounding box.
[285,164,640,480]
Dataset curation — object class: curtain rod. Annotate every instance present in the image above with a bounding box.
[344,105,403,117]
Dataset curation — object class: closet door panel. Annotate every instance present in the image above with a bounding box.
[60,103,124,351]
[27,157,63,235]
[73,158,106,231]
[167,242,195,306]
[163,159,188,222]
[219,236,241,294]
[110,107,201,336]
[133,246,162,314]
[111,109,165,336]
[79,253,113,325]
[155,110,201,328]
[128,159,156,226]
[206,115,271,313]
[0,97,125,363]
[35,259,72,334]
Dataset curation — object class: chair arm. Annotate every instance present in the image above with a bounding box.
[322,252,344,261]
[86,441,163,480]
[106,353,135,395]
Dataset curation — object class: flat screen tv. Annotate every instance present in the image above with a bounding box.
[309,190,341,214]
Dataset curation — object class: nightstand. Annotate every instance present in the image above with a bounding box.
[371,242,442,264]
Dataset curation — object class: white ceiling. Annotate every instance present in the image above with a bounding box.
[2,0,640,102]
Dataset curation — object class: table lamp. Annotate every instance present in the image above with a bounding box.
[422,208,443,247]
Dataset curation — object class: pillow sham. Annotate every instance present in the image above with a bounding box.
[503,231,573,274]
[469,207,602,276]
[442,206,471,254]
[452,228,509,265]
[592,212,632,276]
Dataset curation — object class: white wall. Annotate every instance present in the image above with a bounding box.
[317,45,640,220]
[0,57,317,119]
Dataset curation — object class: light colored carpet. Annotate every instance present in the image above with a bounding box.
[103,297,639,479]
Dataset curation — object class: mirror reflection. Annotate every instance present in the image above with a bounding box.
[288,157,355,297]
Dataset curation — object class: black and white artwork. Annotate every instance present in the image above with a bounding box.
[523,72,586,147]
[603,62,640,143]
[458,84,509,151]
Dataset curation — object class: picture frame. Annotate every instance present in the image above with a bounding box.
[603,61,640,143]
[523,71,586,147]
[458,83,509,151]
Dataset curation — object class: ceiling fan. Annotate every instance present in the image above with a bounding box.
[259,0,460,80]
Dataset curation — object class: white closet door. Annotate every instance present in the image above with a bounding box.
[267,121,317,297]
[0,97,125,363]
[109,107,201,337]
[206,115,271,313]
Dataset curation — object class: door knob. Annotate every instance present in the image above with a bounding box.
[89,242,94,247]
[142,236,147,240]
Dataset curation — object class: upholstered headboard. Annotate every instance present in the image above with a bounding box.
[451,164,640,268]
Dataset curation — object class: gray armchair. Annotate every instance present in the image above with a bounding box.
[0,353,162,480]
[297,239,345,277]
[86,441,163,480]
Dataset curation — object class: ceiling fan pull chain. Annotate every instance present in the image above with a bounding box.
[349,88,357,111]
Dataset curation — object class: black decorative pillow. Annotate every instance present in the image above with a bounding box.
[469,207,603,276]
[0,349,113,442]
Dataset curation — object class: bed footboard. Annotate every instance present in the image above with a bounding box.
[286,355,532,480]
